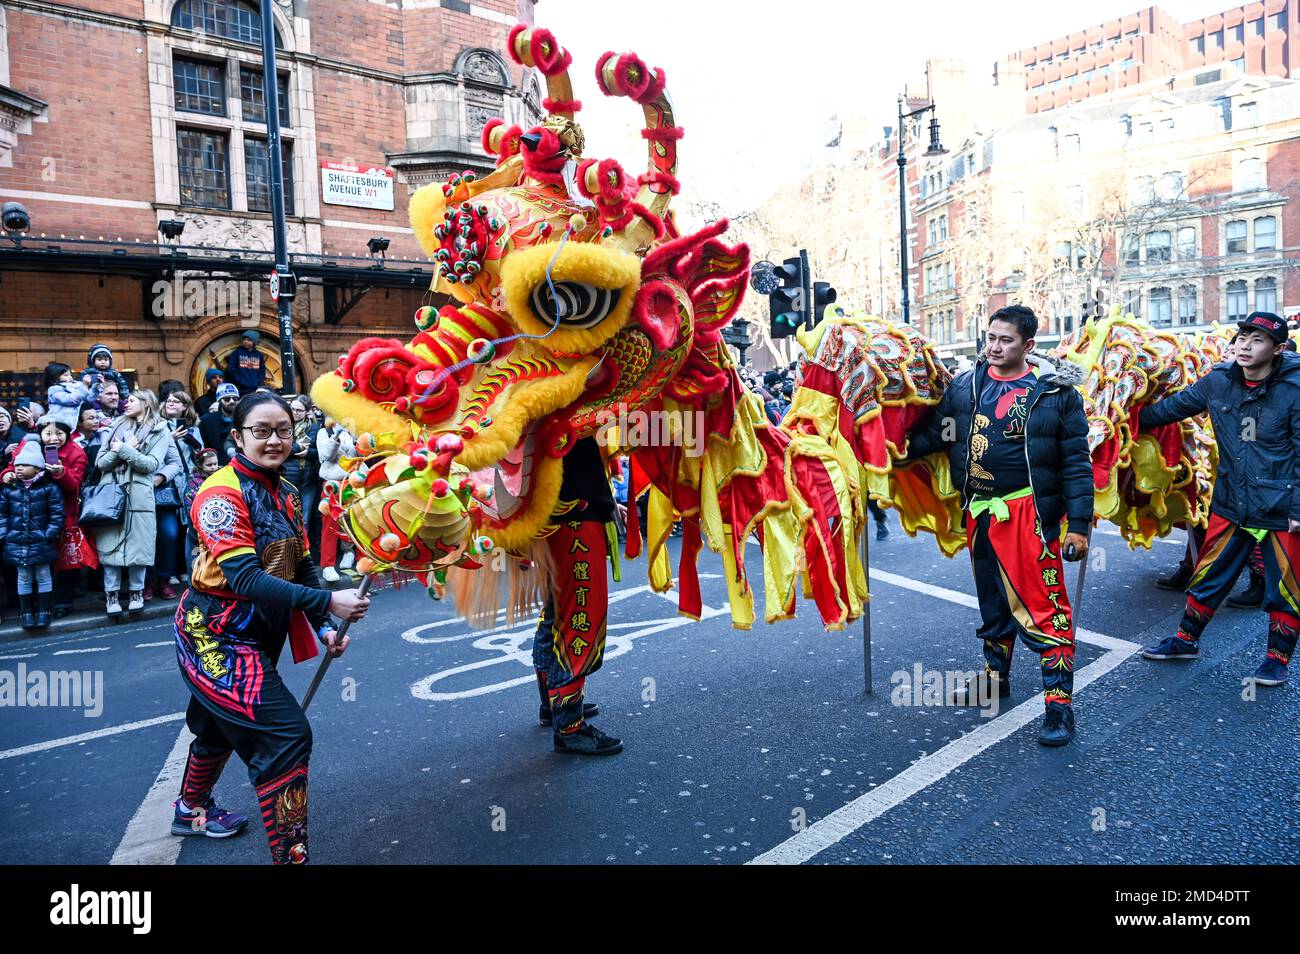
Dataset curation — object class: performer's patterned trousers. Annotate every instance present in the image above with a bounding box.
[532,521,609,733]
[967,494,1075,711]
[179,673,312,865]
[1173,513,1300,667]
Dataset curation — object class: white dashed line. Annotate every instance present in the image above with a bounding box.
[0,712,187,761]
[52,646,110,655]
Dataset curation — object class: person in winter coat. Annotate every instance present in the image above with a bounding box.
[316,419,355,583]
[194,369,225,416]
[199,384,241,466]
[3,421,95,619]
[281,395,322,547]
[0,405,28,471]
[224,332,267,395]
[44,362,93,431]
[905,305,1093,747]
[0,440,64,630]
[92,389,178,620]
[80,344,130,403]
[1136,312,1300,687]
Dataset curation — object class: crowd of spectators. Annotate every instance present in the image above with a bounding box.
[0,343,358,631]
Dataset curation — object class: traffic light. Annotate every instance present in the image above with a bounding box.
[769,256,806,339]
[812,281,837,327]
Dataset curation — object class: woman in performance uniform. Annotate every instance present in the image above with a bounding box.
[170,392,370,864]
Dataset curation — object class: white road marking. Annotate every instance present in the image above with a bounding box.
[748,571,1141,866]
[0,712,186,761]
[110,726,192,865]
[408,602,730,702]
[134,641,174,649]
[52,646,110,655]
[0,653,38,660]
[1094,526,1185,547]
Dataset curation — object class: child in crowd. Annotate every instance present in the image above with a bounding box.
[316,418,355,584]
[0,441,64,630]
[80,344,130,403]
[184,448,221,561]
[44,362,94,431]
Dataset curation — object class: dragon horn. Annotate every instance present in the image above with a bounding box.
[507,25,579,120]
[595,51,680,253]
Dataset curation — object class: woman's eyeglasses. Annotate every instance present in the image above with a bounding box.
[241,424,294,440]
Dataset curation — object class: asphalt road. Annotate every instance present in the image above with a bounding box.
[1,520,1296,865]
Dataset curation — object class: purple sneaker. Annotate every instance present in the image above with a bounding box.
[171,798,249,839]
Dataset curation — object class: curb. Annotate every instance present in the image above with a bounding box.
[0,599,178,643]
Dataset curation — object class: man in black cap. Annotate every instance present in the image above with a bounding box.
[1138,312,1300,687]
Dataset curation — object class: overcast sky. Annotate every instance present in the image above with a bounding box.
[543,0,1235,211]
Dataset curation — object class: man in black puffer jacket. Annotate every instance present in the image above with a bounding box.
[906,305,1093,746]
[1136,312,1300,688]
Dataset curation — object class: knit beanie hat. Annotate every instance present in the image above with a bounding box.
[14,440,46,469]
[88,343,113,364]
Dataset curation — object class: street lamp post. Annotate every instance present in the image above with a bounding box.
[896,94,947,325]
[260,0,297,394]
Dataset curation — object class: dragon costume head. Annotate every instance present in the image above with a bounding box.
[311,27,750,593]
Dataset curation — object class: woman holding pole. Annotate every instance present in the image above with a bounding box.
[170,392,369,865]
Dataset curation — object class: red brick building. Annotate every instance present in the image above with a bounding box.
[1013,2,1297,115]
[0,0,543,397]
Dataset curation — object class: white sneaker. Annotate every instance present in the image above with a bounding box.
[168,576,181,586]
[322,566,340,583]
[105,591,123,617]
[338,552,356,570]
[128,591,144,613]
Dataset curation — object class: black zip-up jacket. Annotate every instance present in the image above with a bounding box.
[1140,351,1300,530]
[906,356,1094,543]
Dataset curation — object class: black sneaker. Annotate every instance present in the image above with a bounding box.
[950,670,1009,705]
[1154,565,1193,591]
[1038,706,1075,747]
[1226,578,1265,608]
[553,723,623,756]
[875,523,889,541]
[539,702,599,727]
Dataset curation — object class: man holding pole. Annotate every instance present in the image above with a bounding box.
[905,305,1093,746]
[1137,312,1300,686]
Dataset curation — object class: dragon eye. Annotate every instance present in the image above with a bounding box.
[529,281,621,329]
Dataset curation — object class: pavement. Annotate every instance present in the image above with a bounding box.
[1,521,1296,865]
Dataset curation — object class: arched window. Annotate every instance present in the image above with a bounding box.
[1145,230,1171,264]
[1226,219,1247,254]
[1177,285,1197,325]
[1177,226,1197,259]
[1226,279,1248,320]
[1148,287,1172,327]
[1254,215,1277,252]
[1255,276,1278,313]
[172,0,283,48]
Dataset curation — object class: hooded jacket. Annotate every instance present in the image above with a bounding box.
[907,354,1094,542]
[1140,350,1300,530]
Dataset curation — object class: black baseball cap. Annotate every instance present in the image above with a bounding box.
[1237,311,1288,344]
